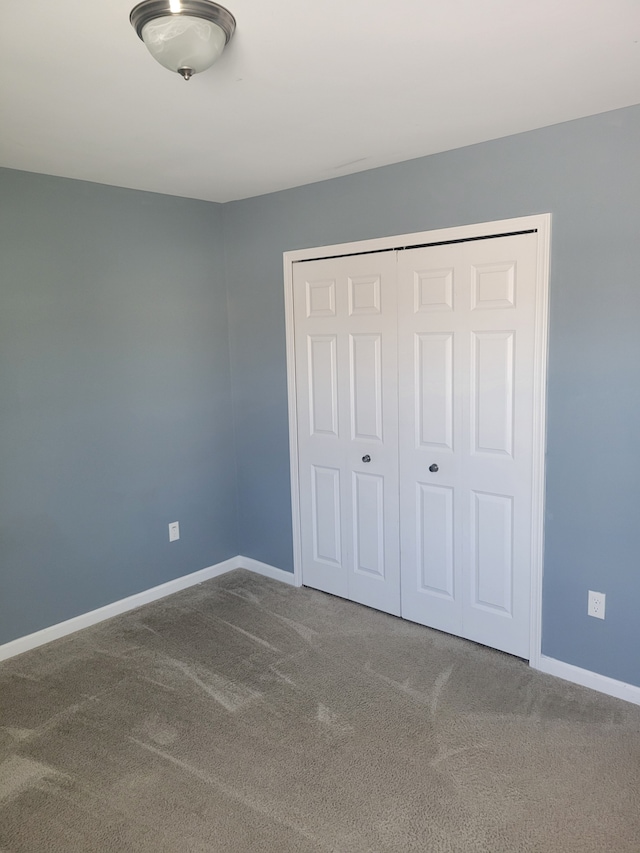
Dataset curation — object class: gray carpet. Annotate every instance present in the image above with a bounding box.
[1,569,639,852]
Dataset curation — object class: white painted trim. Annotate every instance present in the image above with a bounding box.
[528,212,551,668]
[283,251,304,588]
[534,654,640,707]
[284,214,551,664]
[237,556,299,586]
[3,552,639,708]
[283,214,551,265]
[0,556,298,664]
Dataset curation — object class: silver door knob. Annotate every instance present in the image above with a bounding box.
[429,463,439,473]
[362,455,371,463]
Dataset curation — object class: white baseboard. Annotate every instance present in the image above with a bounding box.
[0,555,289,664]
[533,654,640,707]
[5,560,637,709]
[236,556,299,586]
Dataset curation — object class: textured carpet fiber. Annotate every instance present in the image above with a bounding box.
[1,569,639,852]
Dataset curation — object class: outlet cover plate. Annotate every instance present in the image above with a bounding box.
[588,590,605,619]
[169,521,180,542]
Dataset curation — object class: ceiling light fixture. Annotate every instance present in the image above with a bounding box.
[130,0,236,81]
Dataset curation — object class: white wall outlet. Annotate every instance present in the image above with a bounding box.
[168,521,180,542]
[588,590,605,619]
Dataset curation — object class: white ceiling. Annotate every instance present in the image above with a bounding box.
[1,1,639,203]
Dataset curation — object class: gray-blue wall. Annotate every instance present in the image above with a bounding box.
[2,104,639,689]
[223,104,640,688]
[0,169,238,645]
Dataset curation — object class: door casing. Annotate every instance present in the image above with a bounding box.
[283,214,551,665]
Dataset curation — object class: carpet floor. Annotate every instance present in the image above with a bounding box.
[0,569,639,852]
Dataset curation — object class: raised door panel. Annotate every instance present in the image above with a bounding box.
[471,331,515,458]
[417,332,454,450]
[306,278,337,318]
[353,472,385,578]
[311,465,342,567]
[417,483,455,599]
[471,262,516,310]
[470,490,513,615]
[308,335,339,437]
[350,334,383,441]
[349,275,381,316]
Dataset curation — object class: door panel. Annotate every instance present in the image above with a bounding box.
[471,330,514,457]
[471,261,516,310]
[350,333,383,441]
[311,465,342,567]
[399,233,538,658]
[417,332,454,450]
[294,253,400,615]
[306,278,337,317]
[349,274,381,315]
[308,335,339,436]
[398,246,463,636]
[415,267,454,312]
[353,472,385,578]
[471,490,513,614]
[417,483,455,599]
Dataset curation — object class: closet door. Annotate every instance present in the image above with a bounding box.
[397,233,538,658]
[293,253,400,615]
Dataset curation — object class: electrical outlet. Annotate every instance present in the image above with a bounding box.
[588,590,605,620]
[168,521,180,542]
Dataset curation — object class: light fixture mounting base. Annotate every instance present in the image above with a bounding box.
[130,0,236,45]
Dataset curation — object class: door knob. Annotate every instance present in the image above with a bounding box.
[362,455,371,463]
[429,463,439,473]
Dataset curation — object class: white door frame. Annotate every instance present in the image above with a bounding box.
[283,214,551,665]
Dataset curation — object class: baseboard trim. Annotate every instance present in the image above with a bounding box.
[236,556,298,586]
[0,556,241,664]
[533,654,640,707]
[0,556,296,663]
[7,563,637,708]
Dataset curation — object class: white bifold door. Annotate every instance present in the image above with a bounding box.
[293,231,539,658]
[293,252,401,615]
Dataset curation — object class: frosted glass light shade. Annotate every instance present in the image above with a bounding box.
[130,0,236,79]
[141,16,226,75]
